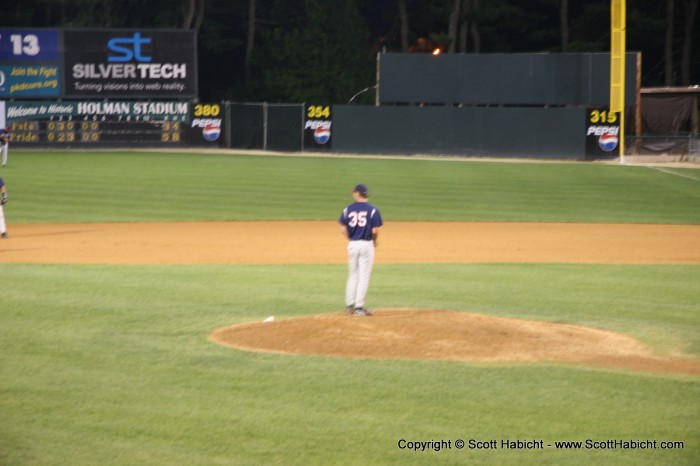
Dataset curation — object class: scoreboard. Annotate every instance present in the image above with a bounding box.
[6,101,190,146]
[10,121,41,143]
[1,27,222,148]
[9,118,183,145]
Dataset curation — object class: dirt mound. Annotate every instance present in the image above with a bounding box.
[211,309,700,376]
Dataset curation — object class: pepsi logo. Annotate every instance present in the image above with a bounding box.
[202,123,221,141]
[314,126,331,144]
[598,132,618,152]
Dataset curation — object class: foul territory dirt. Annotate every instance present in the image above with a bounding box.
[3,221,700,375]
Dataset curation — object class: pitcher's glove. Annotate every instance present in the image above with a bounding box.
[1,192,7,205]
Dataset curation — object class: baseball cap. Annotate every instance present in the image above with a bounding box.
[352,184,369,195]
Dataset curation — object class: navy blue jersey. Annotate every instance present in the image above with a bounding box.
[340,201,383,241]
[0,177,4,188]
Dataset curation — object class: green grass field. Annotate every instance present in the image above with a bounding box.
[6,151,700,223]
[1,151,699,465]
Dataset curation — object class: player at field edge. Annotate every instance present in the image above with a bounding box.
[0,176,8,238]
[0,127,10,167]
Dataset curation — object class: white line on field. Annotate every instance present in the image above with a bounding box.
[649,166,700,181]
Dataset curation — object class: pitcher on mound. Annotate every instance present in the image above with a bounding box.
[339,184,383,316]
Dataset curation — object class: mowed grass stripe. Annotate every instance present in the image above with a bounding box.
[5,150,700,223]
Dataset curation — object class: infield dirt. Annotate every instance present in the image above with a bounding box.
[2,221,699,264]
[3,220,699,375]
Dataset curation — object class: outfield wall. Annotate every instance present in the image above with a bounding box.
[4,100,595,160]
[223,103,590,160]
[332,105,586,159]
[378,52,639,107]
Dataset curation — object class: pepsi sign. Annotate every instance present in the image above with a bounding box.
[187,103,223,146]
[304,104,332,151]
[585,108,620,159]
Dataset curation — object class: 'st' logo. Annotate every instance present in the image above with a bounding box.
[107,33,152,63]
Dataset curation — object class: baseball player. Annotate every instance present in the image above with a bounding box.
[339,184,383,316]
[0,127,10,168]
[0,177,8,238]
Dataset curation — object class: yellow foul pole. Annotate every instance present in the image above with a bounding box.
[610,0,626,161]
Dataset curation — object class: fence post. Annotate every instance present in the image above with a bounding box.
[262,102,268,151]
[301,102,306,153]
[224,101,232,148]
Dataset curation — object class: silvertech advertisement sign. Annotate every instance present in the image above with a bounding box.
[63,29,197,98]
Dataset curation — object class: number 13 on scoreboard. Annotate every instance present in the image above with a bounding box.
[0,29,59,60]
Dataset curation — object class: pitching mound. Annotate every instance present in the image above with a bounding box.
[211,309,700,376]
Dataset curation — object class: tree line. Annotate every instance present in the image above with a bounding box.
[3,0,698,104]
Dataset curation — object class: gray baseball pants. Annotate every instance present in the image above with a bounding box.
[0,205,6,234]
[345,240,375,309]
